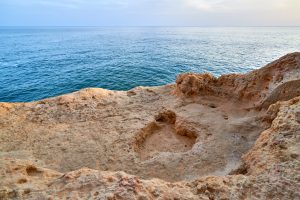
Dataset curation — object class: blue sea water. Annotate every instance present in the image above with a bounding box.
[0,27,300,102]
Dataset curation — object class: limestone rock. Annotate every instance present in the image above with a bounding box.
[0,53,300,199]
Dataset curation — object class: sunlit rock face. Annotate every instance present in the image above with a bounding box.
[0,53,300,200]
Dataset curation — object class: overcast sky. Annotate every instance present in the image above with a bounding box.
[1,0,300,26]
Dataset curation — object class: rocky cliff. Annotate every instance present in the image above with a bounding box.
[0,53,299,199]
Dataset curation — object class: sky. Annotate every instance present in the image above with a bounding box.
[0,0,300,26]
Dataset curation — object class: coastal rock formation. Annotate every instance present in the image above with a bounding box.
[176,52,300,108]
[0,53,299,199]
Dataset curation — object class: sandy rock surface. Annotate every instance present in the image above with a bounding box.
[0,53,299,199]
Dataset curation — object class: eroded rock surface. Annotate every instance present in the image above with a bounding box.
[0,53,299,199]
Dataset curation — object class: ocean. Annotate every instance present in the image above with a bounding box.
[0,27,299,102]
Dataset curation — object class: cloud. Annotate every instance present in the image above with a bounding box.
[184,0,224,11]
[181,0,300,13]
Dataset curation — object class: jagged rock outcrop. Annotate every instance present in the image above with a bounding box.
[176,52,300,108]
[0,53,299,199]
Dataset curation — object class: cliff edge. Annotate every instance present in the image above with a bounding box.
[0,53,299,199]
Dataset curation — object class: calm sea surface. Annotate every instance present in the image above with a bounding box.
[0,27,299,102]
